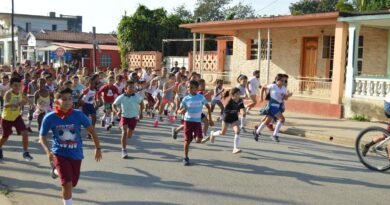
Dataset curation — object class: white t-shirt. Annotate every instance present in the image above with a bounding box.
[115,82,125,94]
[212,87,223,101]
[0,84,9,96]
[385,92,390,103]
[267,84,287,104]
[248,77,260,96]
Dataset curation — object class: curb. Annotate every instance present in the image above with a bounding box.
[246,121,355,148]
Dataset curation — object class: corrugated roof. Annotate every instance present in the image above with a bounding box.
[31,30,117,45]
[53,43,119,51]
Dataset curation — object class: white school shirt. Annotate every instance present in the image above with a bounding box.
[385,92,390,103]
[248,77,260,96]
[267,84,287,104]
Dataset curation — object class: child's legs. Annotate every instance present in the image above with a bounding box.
[273,112,285,136]
[14,116,28,151]
[62,182,73,200]
[174,124,184,133]
[0,119,12,148]
[217,101,224,115]
[247,95,257,110]
[53,155,81,200]
[256,116,273,133]
[121,125,128,149]
[91,114,96,126]
[210,104,216,113]
[37,112,46,131]
[158,100,167,115]
[183,122,194,158]
[232,123,240,135]
[202,116,209,136]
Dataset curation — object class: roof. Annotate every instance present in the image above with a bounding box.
[180,12,340,36]
[0,12,78,21]
[53,43,119,51]
[30,30,117,45]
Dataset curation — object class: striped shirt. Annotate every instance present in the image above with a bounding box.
[181,94,208,122]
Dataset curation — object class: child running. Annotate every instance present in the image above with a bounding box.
[237,74,248,132]
[0,77,35,161]
[210,79,225,121]
[202,88,246,154]
[246,70,261,113]
[178,80,213,166]
[113,81,144,159]
[154,73,176,126]
[79,78,98,139]
[253,74,291,143]
[39,87,102,205]
[34,78,52,131]
[97,75,119,131]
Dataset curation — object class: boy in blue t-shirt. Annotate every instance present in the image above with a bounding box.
[113,80,144,159]
[39,87,102,205]
[178,80,212,166]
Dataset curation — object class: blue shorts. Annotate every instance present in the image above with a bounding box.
[268,105,281,117]
[82,103,96,116]
[385,101,390,118]
[211,99,221,106]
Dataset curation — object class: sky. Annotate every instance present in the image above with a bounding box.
[0,0,297,33]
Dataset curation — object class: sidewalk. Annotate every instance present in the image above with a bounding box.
[241,108,388,147]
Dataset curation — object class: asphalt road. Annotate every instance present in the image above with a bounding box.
[0,117,390,205]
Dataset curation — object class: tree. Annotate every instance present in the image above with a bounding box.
[337,0,390,12]
[172,4,193,20]
[289,0,338,15]
[194,0,231,21]
[224,2,257,19]
[117,5,192,67]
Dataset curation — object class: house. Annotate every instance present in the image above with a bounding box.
[180,11,390,120]
[26,30,120,71]
[0,11,82,65]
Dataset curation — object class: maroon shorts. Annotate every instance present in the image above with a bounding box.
[53,155,82,187]
[145,93,155,106]
[1,115,27,138]
[184,121,203,142]
[120,117,137,130]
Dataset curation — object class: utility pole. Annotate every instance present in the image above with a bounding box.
[11,0,16,68]
[92,26,97,73]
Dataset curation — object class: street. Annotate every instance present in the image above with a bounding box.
[0,117,390,205]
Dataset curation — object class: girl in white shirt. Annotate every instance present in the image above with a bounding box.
[211,79,225,121]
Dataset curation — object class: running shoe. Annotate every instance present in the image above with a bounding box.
[171,127,178,140]
[201,136,210,144]
[50,166,59,179]
[183,157,190,166]
[232,148,242,154]
[23,152,33,161]
[0,149,3,160]
[267,124,275,131]
[210,131,216,144]
[361,144,371,157]
[252,129,260,142]
[122,149,128,159]
[153,120,159,127]
[270,135,280,143]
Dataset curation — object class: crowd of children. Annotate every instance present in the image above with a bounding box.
[0,62,294,205]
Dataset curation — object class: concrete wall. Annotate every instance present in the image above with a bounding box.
[360,27,388,76]
[14,17,67,32]
[230,25,335,86]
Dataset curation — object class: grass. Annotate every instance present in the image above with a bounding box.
[349,114,370,122]
[0,182,9,196]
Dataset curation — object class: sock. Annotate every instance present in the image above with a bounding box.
[273,121,283,136]
[234,134,240,149]
[63,198,72,205]
[240,117,246,128]
[212,130,222,137]
[256,122,267,134]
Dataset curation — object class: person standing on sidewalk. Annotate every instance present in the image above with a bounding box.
[39,87,102,205]
[253,74,292,143]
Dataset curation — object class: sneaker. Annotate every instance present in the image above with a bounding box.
[0,149,3,160]
[153,120,159,127]
[241,127,247,133]
[159,117,164,122]
[183,157,190,166]
[201,136,210,144]
[210,131,216,144]
[252,129,260,142]
[270,135,280,143]
[27,127,33,133]
[361,144,370,157]
[171,128,178,140]
[106,125,112,131]
[232,148,242,154]
[101,119,105,127]
[267,124,275,131]
[122,150,128,159]
[50,166,58,179]
[23,152,33,161]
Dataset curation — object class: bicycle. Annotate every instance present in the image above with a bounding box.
[355,123,390,172]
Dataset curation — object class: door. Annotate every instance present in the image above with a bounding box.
[301,37,318,91]
[301,37,318,78]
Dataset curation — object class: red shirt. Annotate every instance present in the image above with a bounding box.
[97,84,119,103]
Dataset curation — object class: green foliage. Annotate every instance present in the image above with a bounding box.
[194,0,256,21]
[172,4,193,20]
[117,5,193,68]
[290,0,338,15]
[337,0,390,12]
[224,2,256,19]
[349,114,370,121]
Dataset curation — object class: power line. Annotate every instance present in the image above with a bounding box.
[255,0,281,14]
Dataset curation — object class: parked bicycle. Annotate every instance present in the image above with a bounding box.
[355,123,390,172]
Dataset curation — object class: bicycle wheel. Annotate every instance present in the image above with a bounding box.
[355,126,390,172]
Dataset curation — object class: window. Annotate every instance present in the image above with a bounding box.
[357,36,364,75]
[323,36,335,78]
[100,54,112,66]
[249,39,272,60]
[52,24,57,31]
[226,41,233,55]
[25,23,31,32]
